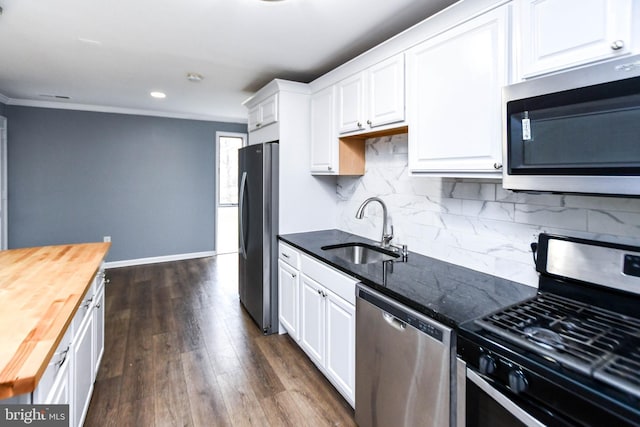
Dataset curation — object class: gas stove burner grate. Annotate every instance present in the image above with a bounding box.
[523,326,566,351]
[475,292,640,398]
[596,346,640,396]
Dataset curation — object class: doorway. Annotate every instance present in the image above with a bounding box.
[216,132,246,254]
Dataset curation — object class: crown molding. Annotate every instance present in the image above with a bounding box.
[1,97,248,124]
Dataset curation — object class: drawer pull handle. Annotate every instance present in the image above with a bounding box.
[611,40,625,51]
[55,347,69,368]
[282,253,290,259]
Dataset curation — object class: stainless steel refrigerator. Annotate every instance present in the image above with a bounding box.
[238,141,279,335]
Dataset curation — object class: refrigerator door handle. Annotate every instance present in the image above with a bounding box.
[238,171,248,259]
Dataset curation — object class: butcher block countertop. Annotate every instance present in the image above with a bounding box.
[0,242,110,399]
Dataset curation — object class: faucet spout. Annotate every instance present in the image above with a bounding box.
[355,197,393,247]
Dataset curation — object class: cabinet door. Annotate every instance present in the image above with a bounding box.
[406,6,508,175]
[519,0,633,78]
[325,290,355,406]
[260,93,278,127]
[247,105,261,132]
[48,358,71,406]
[310,86,338,174]
[32,328,72,404]
[368,54,405,128]
[73,315,94,427]
[93,285,105,379]
[278,260,300,340]
[299,275,325,366]
[337,73,365,134]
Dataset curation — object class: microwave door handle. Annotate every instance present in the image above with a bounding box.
[239,171,248,260]
[467,369,545,427]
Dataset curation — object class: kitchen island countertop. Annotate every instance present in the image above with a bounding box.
[0,242,111,399]
[279,229,536,328]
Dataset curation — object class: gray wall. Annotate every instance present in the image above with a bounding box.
[6,106,246,262]
[0,102,6,116]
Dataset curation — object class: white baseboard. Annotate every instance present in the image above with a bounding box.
[104,251,216,269]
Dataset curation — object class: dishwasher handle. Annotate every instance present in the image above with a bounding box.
[383,312,406,331]
[356,283,450,344]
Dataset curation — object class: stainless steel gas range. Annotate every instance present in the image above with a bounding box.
[457,233,640,427]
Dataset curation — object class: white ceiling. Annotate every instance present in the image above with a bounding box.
[0,0,456,123]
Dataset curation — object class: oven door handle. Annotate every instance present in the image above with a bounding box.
[467,369,546,427]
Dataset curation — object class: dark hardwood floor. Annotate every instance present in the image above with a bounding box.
[84,254,357,427]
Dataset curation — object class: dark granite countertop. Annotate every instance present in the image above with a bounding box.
[279,229,537,328]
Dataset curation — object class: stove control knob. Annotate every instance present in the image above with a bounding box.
[508,369,528,394]
[479,354,497,375]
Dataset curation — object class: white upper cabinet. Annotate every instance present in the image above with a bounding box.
[248,93,279,132]
[337,73,366,134]
[310,86,337,173]
[367,54,405,128]
[518,0,634,78]
[337,54,405,135]
[310,85,365,176]
[406,5,509,176]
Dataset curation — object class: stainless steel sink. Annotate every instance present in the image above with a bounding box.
[321,243,399,265]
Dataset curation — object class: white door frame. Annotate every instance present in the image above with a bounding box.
[215,131,247,254]
[0,116,7,250]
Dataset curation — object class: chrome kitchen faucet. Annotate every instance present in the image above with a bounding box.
[355,197,394,248]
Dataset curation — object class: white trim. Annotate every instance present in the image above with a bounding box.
[0,93,9,104]
[309,0,511,92]
[104,251,216,269]
[4,98,248,124]
[242,79,309,107]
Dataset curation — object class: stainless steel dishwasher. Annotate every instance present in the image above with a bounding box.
[356,283,453,427]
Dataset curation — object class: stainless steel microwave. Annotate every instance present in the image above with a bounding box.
[503,54,640,196]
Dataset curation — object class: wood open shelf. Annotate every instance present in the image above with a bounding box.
[338,125,408,176]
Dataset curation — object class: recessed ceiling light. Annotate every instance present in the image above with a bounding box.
[150,91,166,99]
[78,37,102,45]
[186,72,204,82]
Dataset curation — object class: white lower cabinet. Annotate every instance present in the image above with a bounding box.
[73,311,94,427]
[48,357,71,405]
[299,271,356,406]
[278,241,357,407]
[324,288,355,402]
[278,259,300,340]
[299,274,326,366]
[93,283,105,378]
[12,267,107,427]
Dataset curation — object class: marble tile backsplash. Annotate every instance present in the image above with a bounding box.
[336,134,640,287]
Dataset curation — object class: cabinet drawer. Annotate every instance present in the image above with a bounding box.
[279,242,300,269]
[301,254,357,305]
